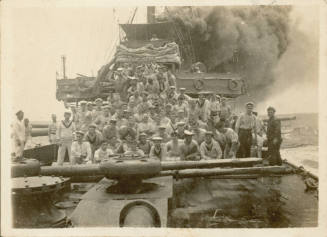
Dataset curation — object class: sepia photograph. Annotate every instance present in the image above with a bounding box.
[1,0,326,235]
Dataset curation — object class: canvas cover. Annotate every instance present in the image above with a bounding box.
[115,42,181,65]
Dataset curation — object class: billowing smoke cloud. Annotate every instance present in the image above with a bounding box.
[256,5,319,114]
[164,6,292,98]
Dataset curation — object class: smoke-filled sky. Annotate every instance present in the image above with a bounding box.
[166,5,319,114]
[2,4,319,121]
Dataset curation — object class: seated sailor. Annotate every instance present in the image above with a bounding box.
[94,141,114,163]
[71,131,92,165]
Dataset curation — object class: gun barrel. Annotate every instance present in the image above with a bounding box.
[38,158,262,177]
[161,158,262,171]
[158,165,291,178]
[263,116,296,123]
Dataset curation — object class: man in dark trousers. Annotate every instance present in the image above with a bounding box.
[235,102,257,158]
[266,106,282,165]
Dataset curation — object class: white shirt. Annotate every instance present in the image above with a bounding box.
[200,140,222,160]
[12,118,26,142]
[71,141,92,161]
[57,120,76,141]
[94,148,114,162]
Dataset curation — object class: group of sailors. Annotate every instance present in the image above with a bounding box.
[11,63,282,166]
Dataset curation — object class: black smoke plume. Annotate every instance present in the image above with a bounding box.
[163,6,292,98]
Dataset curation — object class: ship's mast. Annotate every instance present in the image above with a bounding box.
[61,55,67,79]
[147,6,155,23]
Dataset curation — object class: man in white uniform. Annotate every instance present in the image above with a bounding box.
[48,114,58,144]
[11,110,26,159]
[57,110,76,165]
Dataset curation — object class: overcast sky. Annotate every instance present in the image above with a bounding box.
[2,4,319,121]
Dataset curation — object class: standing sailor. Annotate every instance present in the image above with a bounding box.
[219,97,231,127]
[48,114,58,144]
[11,110,26,159]
[93,98,104,121]
[235,102,257,158]
[77,100,88,131]
[24,118,33,149]
[266,106,282,165]
[57,110,76,165]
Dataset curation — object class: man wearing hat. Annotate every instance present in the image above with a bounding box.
[266,106,282,165]
[216,121,239,159]
[11,110,26,159]
[138,113,156,136]
[176,121,186,140]
[94,105,110,132]
[94,140,114,163]
[124,140,145,157]
[235,102,257,158]
[190,119,206,146]
[175,95,189,118]
[219,97,231,125]
[107,135,121,153]
[70,104,79,128]
[155,125,170,143]
[57,110,76,165]
[127,76,138,97]
[167,86,178,101]
[77,100,87,130]
[180,130,200,161]
[138,132,151,155]
[200,131,222,160]
[178,87,191,101]
[84,123,103,162]
[137,92,151,114]
[167,69,177,87]
[149,137,167,161]
[102,118,117,142]
[48,114,58,144]
[195,91,210,123]
[130,91,142,105]
[93,98,103,121]
[176,108,187,124]
[156,66,169,93]
[209,92,221,114]
[127,97,138,115]
[117,126,137,154]
[166,132,182,159]
[71,131,92,165]
[81,102,94,132]
[108,104,117,120]
[252,111,265,158]
[145,74,160,95]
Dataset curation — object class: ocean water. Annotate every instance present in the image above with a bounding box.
[278,113,318,175]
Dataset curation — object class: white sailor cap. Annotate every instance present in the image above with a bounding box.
[184,130,194,136]
[64,110,72,115]
[246,102,254,107]
[152,136,163,141]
